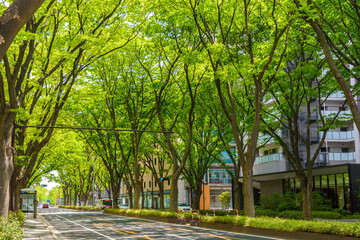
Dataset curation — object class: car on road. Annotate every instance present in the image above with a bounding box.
[178,202,191,211]
[42,203,49,208]
[100,199,113,210]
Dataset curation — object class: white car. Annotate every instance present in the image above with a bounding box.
[119,204,129,209]
[178,203,191,211]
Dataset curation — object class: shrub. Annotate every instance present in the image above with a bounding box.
[312,191,332,211]
[8,211,26,225]
[332,208,351,216]
[218,191,231,209]
[312,211,342,219]
[277,210,303,219]
[278,192,299,211]
[0,213,24,240]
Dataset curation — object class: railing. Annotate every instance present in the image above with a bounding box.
[255,153,283,165]
[323,110,352,116]
[319,131,354,140]
[209,178,232,184]
[328,152,355,161]
[328,91,345,98]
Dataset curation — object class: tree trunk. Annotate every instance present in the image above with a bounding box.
[193,187,202,210]
[112,188,119,209]
[169,176,178,212]
[133,162,141,209]
[0,0,44,60]
[242,164,255,217]
[300,176,313,220]
[0,112,15,218]
[128,185,133,208]
[159,182,164,209]
[13,181,25,212]
[74,194,77,206]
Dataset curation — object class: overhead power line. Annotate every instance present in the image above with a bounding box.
[14,124,175,134]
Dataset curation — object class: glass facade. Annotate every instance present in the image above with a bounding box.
[283,173,351,210]
[209,168,232,184]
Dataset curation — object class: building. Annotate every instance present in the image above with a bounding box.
[235,91,360,212]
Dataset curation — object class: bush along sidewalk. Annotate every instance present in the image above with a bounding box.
[58,205,101,211]
[103,208,360,238]
[0,211,26,240]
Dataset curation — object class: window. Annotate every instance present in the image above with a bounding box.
[154,157,157,165]
[342,148,348,153]
[149,181,151,188]
[320,106,328,110]
[321,147,327,152]
[155,181,157,187]
[168,179,170,186]
[144,182,146,188]
[340,127,347,132]
[339,106,346,111]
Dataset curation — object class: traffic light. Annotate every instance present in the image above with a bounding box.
[160,177,169,181]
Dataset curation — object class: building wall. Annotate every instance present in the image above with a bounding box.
[199,184,210,210]
[260,180,283,196]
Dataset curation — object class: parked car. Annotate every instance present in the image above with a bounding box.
[119,204,129,209]
[42,203,49,208]
[178,202,191,211]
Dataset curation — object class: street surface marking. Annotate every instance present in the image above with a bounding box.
[57,215,116,240]
[201,233,237,240]
[93,222,113,227]
[112,229,136,235]
[88,215,115,223]
[131,221,155,225]
[164,227,194,232]
[132,235,157,240]
[166,234,193,239]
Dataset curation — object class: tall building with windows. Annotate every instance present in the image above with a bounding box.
[236,91,360,212]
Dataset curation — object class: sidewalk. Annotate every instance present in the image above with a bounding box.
[23,214,55,240]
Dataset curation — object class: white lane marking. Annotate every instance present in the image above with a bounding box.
[102,213,284,240]
[166,234,194,239]
[57,215,116,240]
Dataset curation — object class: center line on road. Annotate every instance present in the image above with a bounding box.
[57,215,116,240]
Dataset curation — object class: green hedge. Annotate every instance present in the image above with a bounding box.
[0,211,25,240]
[58,205,100,210]
[201,216,360,237]
[103,208,360,238]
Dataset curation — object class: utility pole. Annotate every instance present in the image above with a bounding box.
[151,173,154,209]
[92,156,97,207]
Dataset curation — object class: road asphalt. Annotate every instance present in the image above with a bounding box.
[26,207,283,240]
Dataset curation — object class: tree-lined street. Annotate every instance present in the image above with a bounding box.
[37,208,280,240]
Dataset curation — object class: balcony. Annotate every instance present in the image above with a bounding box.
[209,178,232,184]
[328,91,345,98]
[328,152,356,161]
[255,153,283,165]
[319,131,354,141]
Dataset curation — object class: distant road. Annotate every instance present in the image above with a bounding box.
[38,208,283,240]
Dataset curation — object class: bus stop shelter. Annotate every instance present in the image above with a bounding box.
[21,188,37,212]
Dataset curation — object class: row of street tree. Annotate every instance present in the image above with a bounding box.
[1,0,360,221]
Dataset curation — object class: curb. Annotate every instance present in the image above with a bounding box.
[40,215,67,240]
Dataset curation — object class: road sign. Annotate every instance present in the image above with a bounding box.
[47,200,50,203]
